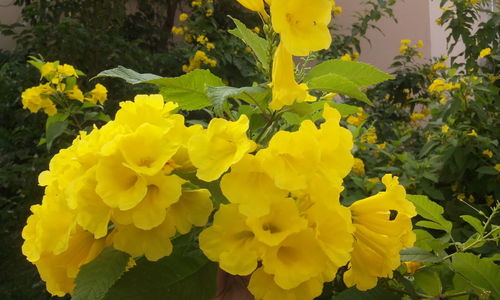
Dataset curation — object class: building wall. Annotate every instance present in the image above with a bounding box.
[0,0,22,51]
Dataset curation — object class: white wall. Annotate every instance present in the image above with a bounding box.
[0,0,22,51]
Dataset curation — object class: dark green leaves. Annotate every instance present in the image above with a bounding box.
[407,194,453,233]
[452,253,500,299]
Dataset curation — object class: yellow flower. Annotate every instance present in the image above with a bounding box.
[399,45,408,54]
[441,124,449,133]
[404,261,421,274]
[367,177,380,184]
[482,149,493,158]
[188,114,256,182]
[191,0,202,7]
[416,40,424,48]
[57,64,78,77]
[171,26,184,35]
[435,17,443,26]
[179,13,189,22]
[21,84,57,116]
[486,195,494,206]
[432,62,447,71]
[360,127,377,144]
[221,154,288,217]
[377,142,386,149]
[196,34,208,44]
[206,42,215,50]
[400,39,411,45]
[65,85,84,102]
[167,189,213,234]
[439,95,448,104]
[428,78,460,93]
[271,0,333,56]
[410,113,425,122]
[457,193,465,201]
[31,227,105,296]
[269,43,315,110]
[479,48,491,58]
[467,129,478,137]
[344,175,416,290]
[41,62,57,79]
[199,204,263,275]
[340,53,352,61]
[352,158,365,176]
[248,268,324,300]
[85,83,108,105]
[495,164,500,172]
[252,26,261,34]
[205,9,213,16]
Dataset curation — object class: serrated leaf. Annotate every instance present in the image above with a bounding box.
[46,121,68,150]
[307,73,372,105]
[93,65,161,84]
[304,59,394,87]
[73,248,130,300]
[452,253,500,299]
[146,69,224,111]
[400,247,442,263]
[407,194,452,233]
[228,16,270,70]
[104,242,217,300]
[460,215,484,234]
[206,85,268,115]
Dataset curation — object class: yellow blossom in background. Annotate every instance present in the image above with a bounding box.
[428,78,460,93]
[435,18,443,25]
[479,48,491,58]
[252,26,261,34]
[41,62,57,79]
[410,113,426,122]
[206,42,215,50]
[179,13,189,22]
[467,195,475,203]
[269,43,315,110]
[467,129,478,137]
[416,40,424,48]
[404,261,421,274]
[331,0,342,15]
[85,83,108,105]
[432,61,447,71]
[482,149,493,158]
[495,164,500,172]
[352,158,365,176]
[340,54,352,61]
[399,45,408,54]
[21,84,57,116]
[486,195,494,206]
[377,142,386,149]
[439,95,448,104]
[400,39,411,45]
[323,92,337,99]
[206,9,213,17]
[57,64,78,77]
[171,26,184,35]
[361,127,378,144]
[271,0,333,56]
[191,0,202,7]
[236,0,267,16]
[367,177,380,184]
[196,35,208,44]
[344,175,416,290]
[457,193,466,201]
[65,86,84,102]
[441,125,449,133]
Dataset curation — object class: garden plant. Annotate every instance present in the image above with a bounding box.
[0,0,498,299]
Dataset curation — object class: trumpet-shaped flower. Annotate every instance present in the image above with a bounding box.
[343,174,416,290]
[86,83,108,104]
[199,204,263,275]
[33,227,105,296]
[246,197,307,246]
[220,154,288,217]
[188,115,256,182]
[269,43,315,111]
[236,0,266,15]
[271,0,333,56]
[262,229,328,289]
[167,189,213,234]
[112,218,176,261]
[248,268,324,300]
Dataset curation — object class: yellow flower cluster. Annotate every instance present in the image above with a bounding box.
[479,47,491,58]
[399,39,424,57]
[182,50,217,73]
[361,127,378,144]
[21,61,108,115]
[22,95,217,296]
[346,107,368,126]
[352,157,365,176]
[199,105,416,299]
[428,78,460,93]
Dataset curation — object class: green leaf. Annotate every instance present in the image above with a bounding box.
[452,253,500,299]
[73,248,130,300]
[104,242,217,300]
[414,269,442,296]
[45,112,69,130]
[46,121,68,150]
[92,65,161,84]
[147,69,224,111]
[327,103,360,116]
[477,166,499,175]
[307,73,372,105]
[206,85,268,115]
[304,59,394,87]
[407,194,452,233]
[332,286,400,300]
[400,247,442,263]
[460,215,484,234]
[228,16,270,70]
